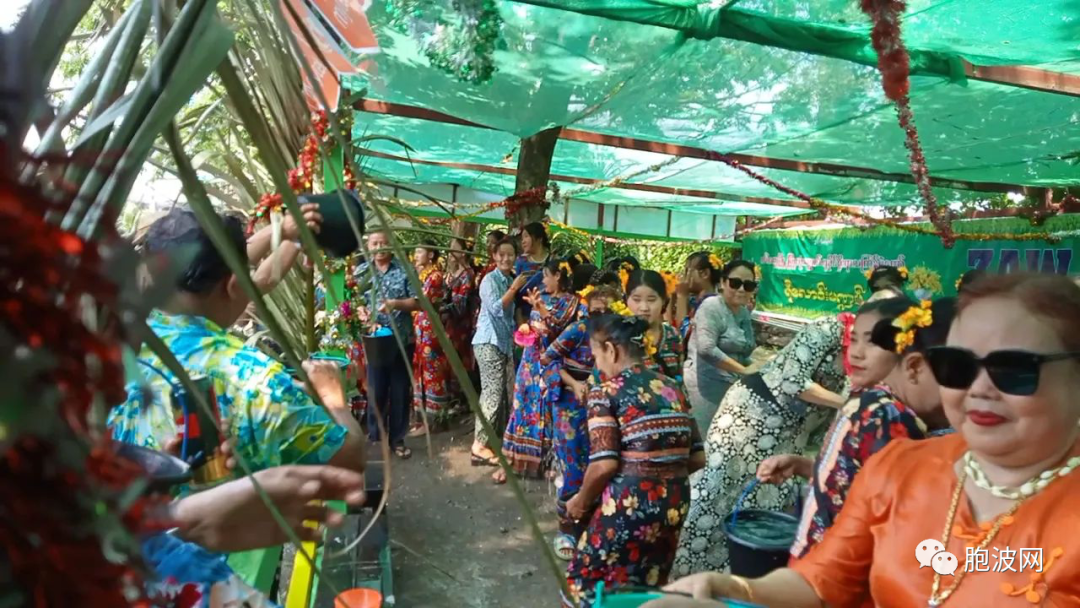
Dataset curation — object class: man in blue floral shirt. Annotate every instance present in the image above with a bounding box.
[109,209,366,475]
[354,230,419,458]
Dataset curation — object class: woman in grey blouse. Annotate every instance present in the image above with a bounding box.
[471,238,528,465]
[683,259,758,432]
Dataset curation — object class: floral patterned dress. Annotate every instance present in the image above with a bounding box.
[502,292,578,478]
[562,365,704,608]
[142,533,276,608]
[680,292,717,343]
[644,323,684,381]
[413,266,451,422]
[444,266,478,374]
[545,321,595,506]
[790,386,945,560]
[673,315,849,576]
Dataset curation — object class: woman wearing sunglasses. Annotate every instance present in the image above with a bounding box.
[683,260,759,434]
[648,273,1080,607]
[758,297,956,564]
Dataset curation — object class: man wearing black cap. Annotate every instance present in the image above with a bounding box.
[109,208,366,474]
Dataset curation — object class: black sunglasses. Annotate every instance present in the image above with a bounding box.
[925,346,1080,396]
[727,278,758,292]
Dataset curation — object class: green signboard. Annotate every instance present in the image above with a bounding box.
[741,216,1080,319]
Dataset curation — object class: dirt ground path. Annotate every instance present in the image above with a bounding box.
[387,419,564,608]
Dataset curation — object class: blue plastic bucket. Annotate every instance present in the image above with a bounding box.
[593,582,764,607]
[722,479,799,579]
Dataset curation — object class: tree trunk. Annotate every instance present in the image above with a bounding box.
[508,127,560,229]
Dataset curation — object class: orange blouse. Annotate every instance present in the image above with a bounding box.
[792,434,1080,607]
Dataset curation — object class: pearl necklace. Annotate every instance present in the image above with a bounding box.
[963,451,1080,500]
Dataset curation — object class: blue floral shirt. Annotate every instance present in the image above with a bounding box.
[353,257,417,341]
[108,311,348,472]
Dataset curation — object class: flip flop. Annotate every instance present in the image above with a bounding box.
[393,445,412,460]
[553,534,576,561]
[470,452,498,467]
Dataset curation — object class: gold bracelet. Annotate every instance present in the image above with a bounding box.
[728,575,755,603]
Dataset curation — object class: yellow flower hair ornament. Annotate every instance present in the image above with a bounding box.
[559,261,572,276]
[864,268,874,280]
[608,300,632,316]
[660,271,679,298]
[898,266,910,280]
[892,300,932,353]
[708,253,723,270]
[577,284,596,303]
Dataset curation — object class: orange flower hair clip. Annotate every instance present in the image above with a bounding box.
[898,266,910,280]
[708,253,723,270]
[892,300,932,353]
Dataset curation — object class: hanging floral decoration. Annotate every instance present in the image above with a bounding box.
[859,0,954,246]
[386,0,503,85]
[702,151,1059,244]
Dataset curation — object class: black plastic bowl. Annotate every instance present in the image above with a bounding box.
[115,443,192,493]
[300,189,366,259]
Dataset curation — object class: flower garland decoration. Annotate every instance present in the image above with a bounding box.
[859,0,954,246]
[249,111,330,236]
[892,300,933,353]
[641,330,659,359]
[386,0,503,85]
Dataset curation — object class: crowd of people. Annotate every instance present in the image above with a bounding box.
[107,208,1080,607]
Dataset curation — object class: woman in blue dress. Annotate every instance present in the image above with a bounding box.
[494,259,578,483]
[544,285,621,559]
[513,222,552,323]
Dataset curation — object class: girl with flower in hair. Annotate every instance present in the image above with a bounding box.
[561,313,705,608]
[495,259,578,483]
[626,269,684,380]
[412,241,451,431]
[757,297,955,564]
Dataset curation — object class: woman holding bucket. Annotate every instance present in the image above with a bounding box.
[672,309,850,576]
[758,297,955,562]
[650,273,1080,607]
[561,313,705,608]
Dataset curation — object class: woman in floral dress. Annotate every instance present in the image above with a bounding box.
[412,242,451,429]
[443,237,478,405]
[544,285,620,559]
[672,313,851,576]
[493,259,578,483]
[626,270,683,380]
[562,313,705,608]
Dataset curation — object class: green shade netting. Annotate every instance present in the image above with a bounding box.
[343,0,1080,218]
[354,113,992,213]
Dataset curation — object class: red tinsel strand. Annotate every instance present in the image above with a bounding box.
[859,0,954,246]
[1,174,156,606]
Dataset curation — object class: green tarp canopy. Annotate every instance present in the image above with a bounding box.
[311,0,1080,234]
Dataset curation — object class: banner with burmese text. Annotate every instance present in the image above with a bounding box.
[741,216,1080,319]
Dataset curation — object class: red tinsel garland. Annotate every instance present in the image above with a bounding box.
[860,0,954,246]
[1,174,161,606]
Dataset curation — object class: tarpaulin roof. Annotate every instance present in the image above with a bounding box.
[292,0,1080,220]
